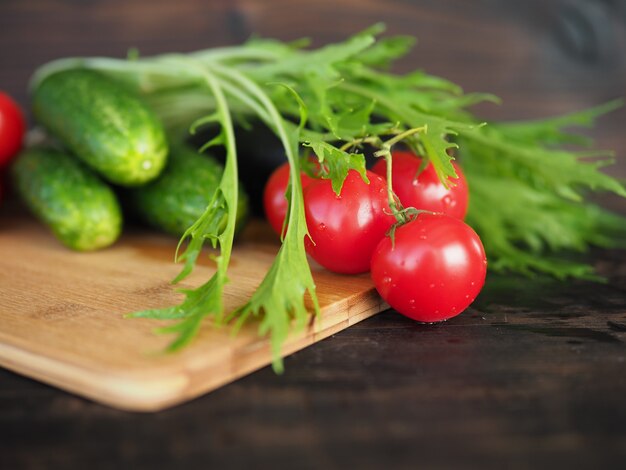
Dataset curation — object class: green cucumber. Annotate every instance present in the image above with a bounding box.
[11,148,122,251]
[32,68,168,186]
[127,144,249,237]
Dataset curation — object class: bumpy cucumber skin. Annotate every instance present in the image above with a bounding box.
[11,148,122,251]
[128,145,249,237]
[32,69,168,186]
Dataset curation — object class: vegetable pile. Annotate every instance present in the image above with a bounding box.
[12,25,626,371]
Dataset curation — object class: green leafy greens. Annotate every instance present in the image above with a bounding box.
[32,25,626,369]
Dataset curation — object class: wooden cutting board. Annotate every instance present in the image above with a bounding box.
[0,211,386,412]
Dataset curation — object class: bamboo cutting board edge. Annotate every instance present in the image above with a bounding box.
[0,214,389,411]
[0,291,385,412]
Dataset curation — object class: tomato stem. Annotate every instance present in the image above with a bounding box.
[338,136,380,152]
[374,126,427,224]
[384,151,404,223]
[377,126,428,151]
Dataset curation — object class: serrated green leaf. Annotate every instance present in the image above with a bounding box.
[129,63,240,352]
[495,99,623,146]
[358,35,416,67]
[303,140,368,194]
[249,33,375,82]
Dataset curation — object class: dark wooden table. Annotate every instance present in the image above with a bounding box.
[1,260,626,469]
[1,1,625,468]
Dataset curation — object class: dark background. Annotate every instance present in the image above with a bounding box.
[1,1,626,469]
[2,0,625,209]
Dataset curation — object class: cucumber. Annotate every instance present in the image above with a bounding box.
[11,148,122,251]
[32,68,168,186]
[127,144,249,237]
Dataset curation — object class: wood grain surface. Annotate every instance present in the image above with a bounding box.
[1,0,625,468]
[0,211,385,411]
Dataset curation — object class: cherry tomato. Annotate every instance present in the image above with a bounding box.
[304,169,395,274]
[0,92,26,168]
[263,161,315,236]
[372,150,469,219]
[370,213,487,322]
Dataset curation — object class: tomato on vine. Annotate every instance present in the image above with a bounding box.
[370,212,487,322]
[0,92,26,168]
[372,150,469,219]
[304,169,395,275]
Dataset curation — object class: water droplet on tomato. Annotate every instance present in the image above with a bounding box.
[470,281,476,287]
[318,223,326,231]
[442,195,454,209]
[429,283,435,289]
[382,276,392,285]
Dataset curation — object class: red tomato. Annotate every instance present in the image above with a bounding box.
[263,161,315,236]
[0,92,26,168]
[371,150,469,219]
[304,170,395,274]
[370,213,487,322]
